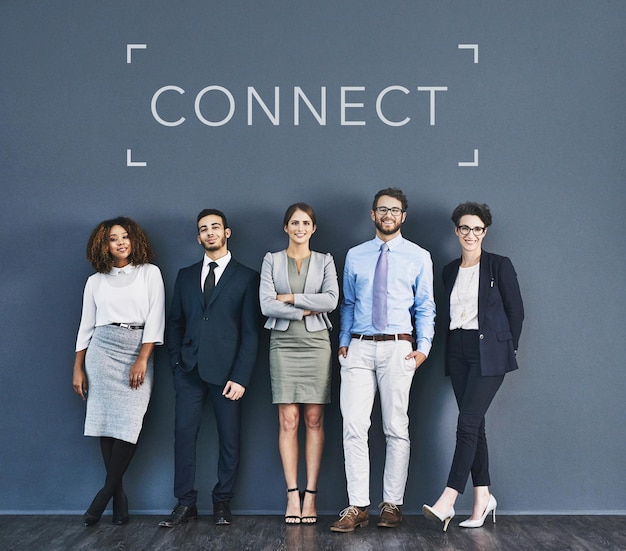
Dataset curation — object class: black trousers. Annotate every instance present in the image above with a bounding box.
[446,329,504,493]
[173,366,241,506]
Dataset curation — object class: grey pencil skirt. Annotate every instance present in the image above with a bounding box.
[83,324,153,444]
[269,325,331,404]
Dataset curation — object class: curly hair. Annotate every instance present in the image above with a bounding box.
[86,216,155,273]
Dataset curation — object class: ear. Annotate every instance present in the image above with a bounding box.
[370,210,376,222]
[197,234,202,245]
[401,212,407,224]
[284,225,289,234]
[225,228,232,239]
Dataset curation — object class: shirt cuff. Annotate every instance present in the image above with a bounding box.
[339,332,351,348]
[416,339,432,357]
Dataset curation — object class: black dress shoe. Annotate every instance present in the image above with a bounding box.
[83,512,101,527]
[83,489,110,526]
[213,501,232,525]
[158,504,198,527]
[112,493,129,525]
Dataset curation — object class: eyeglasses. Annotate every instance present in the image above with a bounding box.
[374,206,404,216]
[457,225,486,236]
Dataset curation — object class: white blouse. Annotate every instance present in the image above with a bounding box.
[449,263,480,330]
[75,263,165,351]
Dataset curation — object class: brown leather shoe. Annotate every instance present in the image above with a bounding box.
[377,502,402,528]
[330,505,369,532]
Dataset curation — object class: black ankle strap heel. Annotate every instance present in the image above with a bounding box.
[301,489,318,524]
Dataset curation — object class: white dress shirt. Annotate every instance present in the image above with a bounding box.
[200,251,231,289]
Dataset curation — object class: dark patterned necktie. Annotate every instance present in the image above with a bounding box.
[203,262,218,306]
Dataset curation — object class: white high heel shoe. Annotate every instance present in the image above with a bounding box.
[459,494,497,528]
[422,504,455,532]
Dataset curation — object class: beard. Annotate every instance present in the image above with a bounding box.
[201,235,226,251]
[375,217,402,236]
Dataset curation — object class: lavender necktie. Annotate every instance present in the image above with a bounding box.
[372,242,389,331]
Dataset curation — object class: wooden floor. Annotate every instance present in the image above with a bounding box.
[1,514,624,550]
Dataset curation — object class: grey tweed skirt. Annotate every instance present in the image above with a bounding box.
[84,324,153,444]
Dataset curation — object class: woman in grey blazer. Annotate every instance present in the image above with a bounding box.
[423,202,524,532]
[260,203,339,525]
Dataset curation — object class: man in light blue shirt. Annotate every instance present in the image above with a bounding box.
[331,188,435,533]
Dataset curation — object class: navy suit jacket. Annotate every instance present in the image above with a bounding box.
[167,257,261,387]
[443,250,524,376]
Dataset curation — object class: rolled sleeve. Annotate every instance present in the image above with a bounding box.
[142,265,166,345]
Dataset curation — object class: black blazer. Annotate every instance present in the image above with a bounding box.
[167,257,261,387]
[443,250,524,376]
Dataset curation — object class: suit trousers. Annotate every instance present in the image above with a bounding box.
[446,329,504,493]
[173,366,241,506]
[339,338,416,506]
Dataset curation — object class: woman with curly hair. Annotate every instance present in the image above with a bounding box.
[73,216,165,526]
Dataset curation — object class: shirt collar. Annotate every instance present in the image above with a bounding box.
[374,233,403,251]
[109,263,135,276]
[204,251,231,268]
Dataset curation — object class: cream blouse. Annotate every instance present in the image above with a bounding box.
[75,263,165,351]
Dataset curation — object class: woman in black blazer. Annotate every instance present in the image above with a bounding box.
[423,202,524,531]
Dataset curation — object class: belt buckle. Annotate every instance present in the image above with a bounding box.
[119,323,131,330]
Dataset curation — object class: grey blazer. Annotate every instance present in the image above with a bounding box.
[260,250,339,331]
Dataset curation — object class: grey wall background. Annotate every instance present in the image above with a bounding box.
[1,1,624,515]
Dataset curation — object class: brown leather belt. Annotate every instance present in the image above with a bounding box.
[352,333,414,343]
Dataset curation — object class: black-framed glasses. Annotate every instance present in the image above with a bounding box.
[457,225,486,236]
[374,206,404,216]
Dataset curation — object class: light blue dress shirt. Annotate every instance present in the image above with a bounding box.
[339,234,436,355]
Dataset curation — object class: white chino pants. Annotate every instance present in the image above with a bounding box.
[339,338,417,507]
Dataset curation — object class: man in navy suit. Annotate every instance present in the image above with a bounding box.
[159,209,260,527]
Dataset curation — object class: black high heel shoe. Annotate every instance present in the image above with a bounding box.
[301,489,318,524]
[112,492,129,525]
[284,488,301,524]
[83,489,110,527]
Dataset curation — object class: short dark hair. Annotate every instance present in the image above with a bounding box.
[86,216,154,273]
[451,202,492,227]
[282,202,317,228]
[197,209,229,232]
[372,188,408,212]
